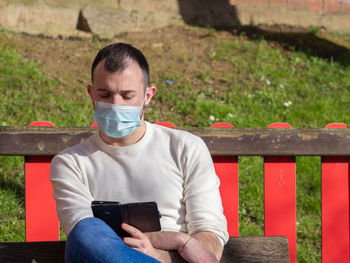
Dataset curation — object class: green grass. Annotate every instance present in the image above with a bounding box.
[149,37,350,128]
[0,156,25,241]
[1,27,350,262]
[0,44,94,127]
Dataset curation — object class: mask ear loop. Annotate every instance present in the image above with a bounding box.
[139,90,148,117]
[143,86,149,109]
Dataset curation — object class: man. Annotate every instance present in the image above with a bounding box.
[50,43,228,263]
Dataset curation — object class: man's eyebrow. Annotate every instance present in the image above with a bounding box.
[120,90,136,93]
[96,88,110,92]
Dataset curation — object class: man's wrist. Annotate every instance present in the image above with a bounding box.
[178,236,192,254]
[174,232,191,250]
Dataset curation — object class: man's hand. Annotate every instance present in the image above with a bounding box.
[122,223,163,261]
[145,231,220,263]
[122,224,221,263]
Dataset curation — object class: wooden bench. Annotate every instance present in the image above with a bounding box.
[1,121,350,262]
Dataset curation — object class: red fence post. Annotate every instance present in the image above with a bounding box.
[211,123,239,236]
[25,121,59,241]
[264,123,296,263]
[322,123,350,263]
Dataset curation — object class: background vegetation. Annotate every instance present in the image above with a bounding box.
[1,25,350,262]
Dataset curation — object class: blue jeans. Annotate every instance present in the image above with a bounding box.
[65,217,161,263]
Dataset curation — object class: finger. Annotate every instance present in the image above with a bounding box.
[123,237,143,248]
[121,223,144,239]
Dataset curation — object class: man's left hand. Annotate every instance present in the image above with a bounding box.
[122,223,163,261]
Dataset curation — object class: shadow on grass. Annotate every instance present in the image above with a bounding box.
[234,25,350,67]
[0,156,25,208]
[0,178,25,206]
[177,0,350,67]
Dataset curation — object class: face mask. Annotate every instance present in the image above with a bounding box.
[94,101,145,139]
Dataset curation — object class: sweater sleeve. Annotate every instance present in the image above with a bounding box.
[181,134,229,246]
[50,151,94,236]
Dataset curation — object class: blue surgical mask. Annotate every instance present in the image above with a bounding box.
[94,101,144,138]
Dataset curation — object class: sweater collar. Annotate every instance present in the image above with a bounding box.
[92,121,153,155]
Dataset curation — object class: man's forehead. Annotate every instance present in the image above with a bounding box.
[93,59,143,81]
[94,59,121,77]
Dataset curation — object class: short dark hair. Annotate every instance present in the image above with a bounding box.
[91,43,150,88]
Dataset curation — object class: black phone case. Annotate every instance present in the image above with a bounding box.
[91,201,161,237]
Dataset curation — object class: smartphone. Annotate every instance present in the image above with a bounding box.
[91,201,161,237]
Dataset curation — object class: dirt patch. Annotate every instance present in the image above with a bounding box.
[0,25,233,96]
[0,25,244,118]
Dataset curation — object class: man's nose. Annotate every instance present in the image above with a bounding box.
[110,95,120,105]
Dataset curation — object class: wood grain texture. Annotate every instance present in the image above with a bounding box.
[0,241,65,263]
[221,236,290,263]
[1,126,350,156]
[0,236,289,263]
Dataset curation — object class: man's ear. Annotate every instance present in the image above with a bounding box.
[87,84,95,110]
[145,86,157,107]
[87,84,93,96]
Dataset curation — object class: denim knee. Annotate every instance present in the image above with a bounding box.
[65,217,123,263]
[65,217,160,263]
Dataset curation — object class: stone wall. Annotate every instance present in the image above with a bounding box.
[0,0,349,38]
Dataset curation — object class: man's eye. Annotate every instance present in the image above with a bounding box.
[99,94,109,98]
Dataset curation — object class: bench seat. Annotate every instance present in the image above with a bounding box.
[0,236,289,263]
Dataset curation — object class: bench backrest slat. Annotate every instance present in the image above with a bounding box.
[25,156,58,241]
[213,155,239,237]
[322,156,350,263]
[264,156,296,263]
[3,126,350,156]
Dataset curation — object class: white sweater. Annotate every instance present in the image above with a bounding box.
[50,122,229,246]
